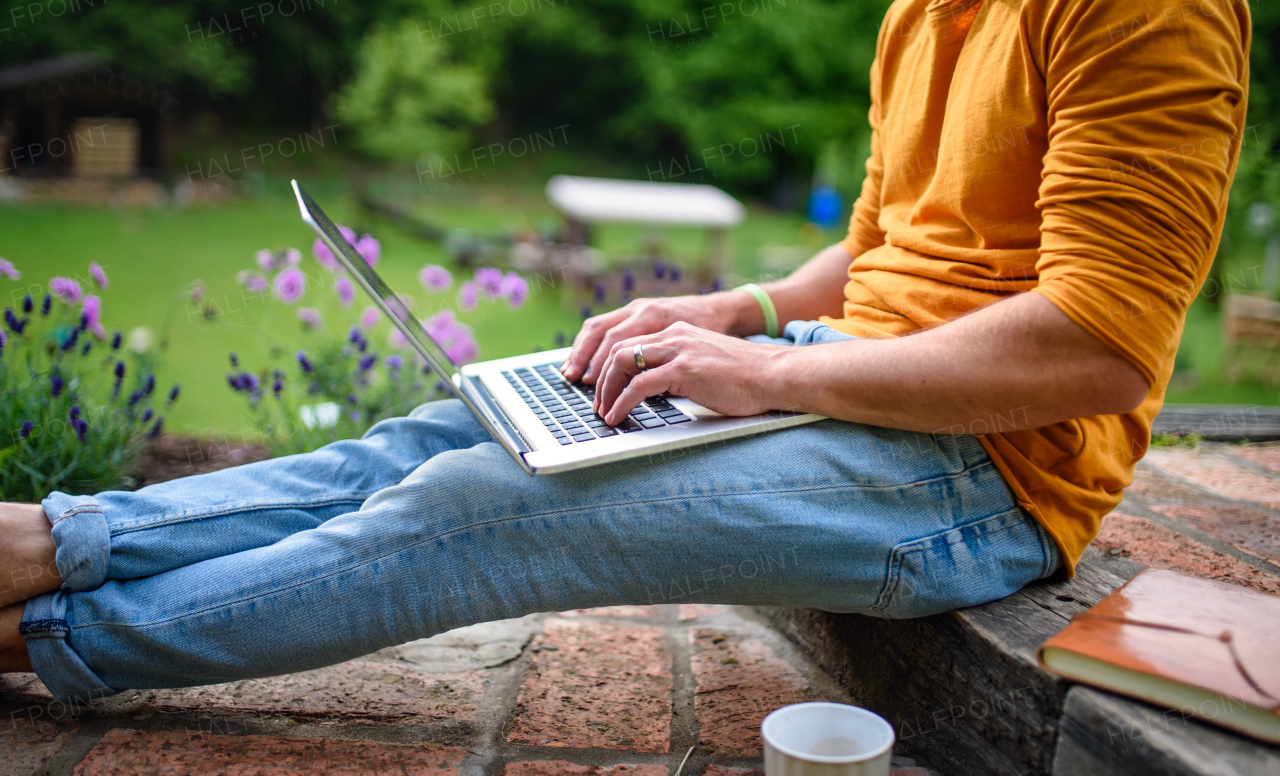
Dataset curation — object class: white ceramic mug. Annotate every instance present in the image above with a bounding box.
[761,702,895,776]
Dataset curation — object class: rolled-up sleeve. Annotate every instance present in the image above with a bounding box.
[1030,0,1250,385]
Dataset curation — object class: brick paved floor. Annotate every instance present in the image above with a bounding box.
[3,442,1278,775]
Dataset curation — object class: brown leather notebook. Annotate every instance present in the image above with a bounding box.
[1038,568,1280,744]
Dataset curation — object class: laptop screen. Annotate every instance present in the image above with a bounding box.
[291,180,463,379]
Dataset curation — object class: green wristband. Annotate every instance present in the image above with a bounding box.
[737,283,778,339]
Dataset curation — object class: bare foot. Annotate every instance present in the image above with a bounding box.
[0,503,62,607]
[0,602,32,672]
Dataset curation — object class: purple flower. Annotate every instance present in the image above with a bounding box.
[347,393,358,404]
[297,350,313,373]
[355,234,380,267]
[237,270,269,293]
[298,307,322,329]
[475,267,504,298]
[334,276,354,307]
[229,352,239,368]
[654,261,666,279]
[312,237,338,270]
[20,421,33,439]
[167,384,180,404]
[60,327,79,351]
[21,295,32,313]
[150,417,163,438]
[81,295,105,338]
[712,277,723,292]
[111,331,121,349]
[419,265,452,292]
[114,360,126,379]
[622,268,635,293]
[81,340,92,356]
[4,308,25,334]
[503,272,529,309]
[670,265,682,282]
[272,373,284,398]
[0,329,5,355]
[425,310,464,342]
[581,305,593,319]
[424,311,478,364]
[445,334,479,365]
[274,267,306,303]
[50,277,83,305]
[359,305,380,329]
[141,408,153,423]
[593,283,606,304]
[384,354,404,369]
[89,262,109,289]
[554,330,566,347]
[358,354,377,372]
[459,280,479,311]
[69,405,80,422]
[74,418,88,442]
[40,294,51,316]
[143,373,155,396]
[51,371,64,398]
[0,258,19,280]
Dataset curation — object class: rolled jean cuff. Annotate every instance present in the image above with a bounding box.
[41,493,111,592]
[21,591,120,704]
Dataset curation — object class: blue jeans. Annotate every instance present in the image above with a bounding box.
[23,321,1060,703]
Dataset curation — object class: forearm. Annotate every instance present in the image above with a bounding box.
[717,243,854,337]
[764,292,1150,433]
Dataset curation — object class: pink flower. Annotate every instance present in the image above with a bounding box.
[334,276,355,307]
[81,295,105,338]
[285,248,302,266]
[298,307,321,329]
[445,334,479,365]
[425,309,463,341]
[191,281,205,302]
[256,250,274,271]
[50,277,83,305]
[502,271,529,308]
[424,311,478,364]
[89,262,109,289]
[359,305,380,329]
[355,234,381,267]
[388,328,411,349]
[419,264,452,292]
[339,225,357,244]
[312,238,338,270]
[237,270,269,293]
[0,258,19,280]
[459,280,479,311]
[475,267,504,298]
[273,267,306,303]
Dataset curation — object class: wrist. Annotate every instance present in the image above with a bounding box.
[712,289,766,337]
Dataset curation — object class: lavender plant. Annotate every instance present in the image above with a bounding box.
[227,228,529,456]
[0,261,177,502]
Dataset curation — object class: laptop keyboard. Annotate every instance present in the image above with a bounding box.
[503,363,691,445]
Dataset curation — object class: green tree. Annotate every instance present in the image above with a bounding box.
[332,19,495,165]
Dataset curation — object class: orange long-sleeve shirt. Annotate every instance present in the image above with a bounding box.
[821,0,1251,574]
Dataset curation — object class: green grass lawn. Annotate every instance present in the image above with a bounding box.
[3,173,1274,440]
[0,174,817,436]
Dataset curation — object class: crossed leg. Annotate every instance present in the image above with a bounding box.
[5,400,1058,703]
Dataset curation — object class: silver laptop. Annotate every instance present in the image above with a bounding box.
[292,180,824,474]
